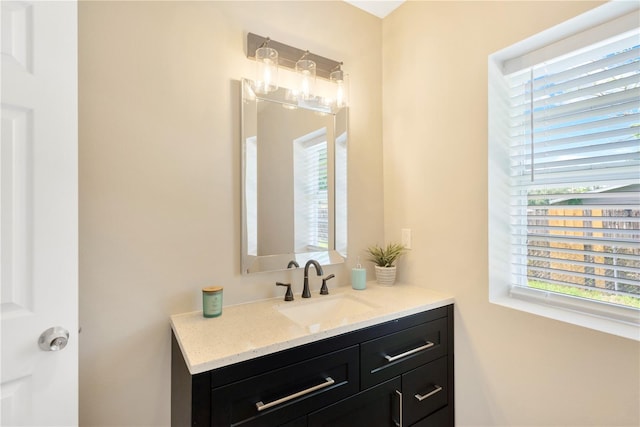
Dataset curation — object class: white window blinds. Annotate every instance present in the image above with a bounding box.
[506,26,640,318]
[293,130,329,252]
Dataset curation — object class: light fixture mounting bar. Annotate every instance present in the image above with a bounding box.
[247,33,342,80]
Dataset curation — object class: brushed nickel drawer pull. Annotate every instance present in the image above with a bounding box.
[414,385,443,402]
[255,377,335,412]
[394,390,403,427]
[384,341,434,362]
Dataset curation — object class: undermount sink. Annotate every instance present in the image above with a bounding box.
[276,294,378,331]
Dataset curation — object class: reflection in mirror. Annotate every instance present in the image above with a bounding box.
[241,79,347,274]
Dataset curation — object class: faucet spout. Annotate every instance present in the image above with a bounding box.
[302,260,323,298]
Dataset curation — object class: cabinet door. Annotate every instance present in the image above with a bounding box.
[308,377,401,427]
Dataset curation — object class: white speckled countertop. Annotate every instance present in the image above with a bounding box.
[171,282,454,375]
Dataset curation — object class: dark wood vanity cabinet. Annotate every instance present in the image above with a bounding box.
[172,304,454,427]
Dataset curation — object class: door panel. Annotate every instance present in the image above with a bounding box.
[0,1,78,425]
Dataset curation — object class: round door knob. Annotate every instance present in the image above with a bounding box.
[38,327,69,351]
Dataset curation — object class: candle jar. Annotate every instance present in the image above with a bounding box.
[202,287,223,318]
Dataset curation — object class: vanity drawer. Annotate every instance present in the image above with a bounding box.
[360,317,447,390]
[402,356,448,426]
[307,377,402,427]
[211,345,359,427]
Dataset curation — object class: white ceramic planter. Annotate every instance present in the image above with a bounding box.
[374,265,397,286]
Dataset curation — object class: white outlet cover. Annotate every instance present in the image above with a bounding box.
[402,228,412,249]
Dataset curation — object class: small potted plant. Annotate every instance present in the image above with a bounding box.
[366,243,406,286]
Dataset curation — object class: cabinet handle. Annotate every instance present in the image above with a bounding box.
[414,385,443,402]
[384,341,434,362]
[394,390,403,427]
[255,377,335,412]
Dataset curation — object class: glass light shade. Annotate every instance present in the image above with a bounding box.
[296,59,316,100]
[255,47,278,93]
[330,69,349,108]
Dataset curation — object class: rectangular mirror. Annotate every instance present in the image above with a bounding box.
[241,79,347,274]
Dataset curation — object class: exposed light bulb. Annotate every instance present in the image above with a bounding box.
[330,68,349,108]
[301,70,311,98]
[335,80,345,107]
[255,46,278,93]
[296,58,316,101]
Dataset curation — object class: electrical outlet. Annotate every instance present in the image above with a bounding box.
[401,228,412,249]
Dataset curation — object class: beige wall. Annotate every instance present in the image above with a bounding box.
[80,1,639,426]
[382,1,639,426]
[79,1,382,425]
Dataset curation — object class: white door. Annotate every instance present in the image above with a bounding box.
[0,1,78,425]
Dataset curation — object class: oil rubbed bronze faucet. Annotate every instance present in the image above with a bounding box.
[302,260,323,298]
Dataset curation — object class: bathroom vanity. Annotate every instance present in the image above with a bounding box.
[171,284,454,426]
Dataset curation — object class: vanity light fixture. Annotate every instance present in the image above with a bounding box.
[254,38,278,94]
[330,63,349,108]
[296,51,316,100]
[246,33,348,107]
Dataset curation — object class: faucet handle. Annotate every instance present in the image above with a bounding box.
[276,282,294,301]
[320,274,335,295]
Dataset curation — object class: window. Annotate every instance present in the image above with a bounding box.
[293,128,329,252]
[245,136,258,256]
[335,130,347,256]
[488,2,640,340]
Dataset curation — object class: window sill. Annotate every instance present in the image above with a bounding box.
[490,293,639,341]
